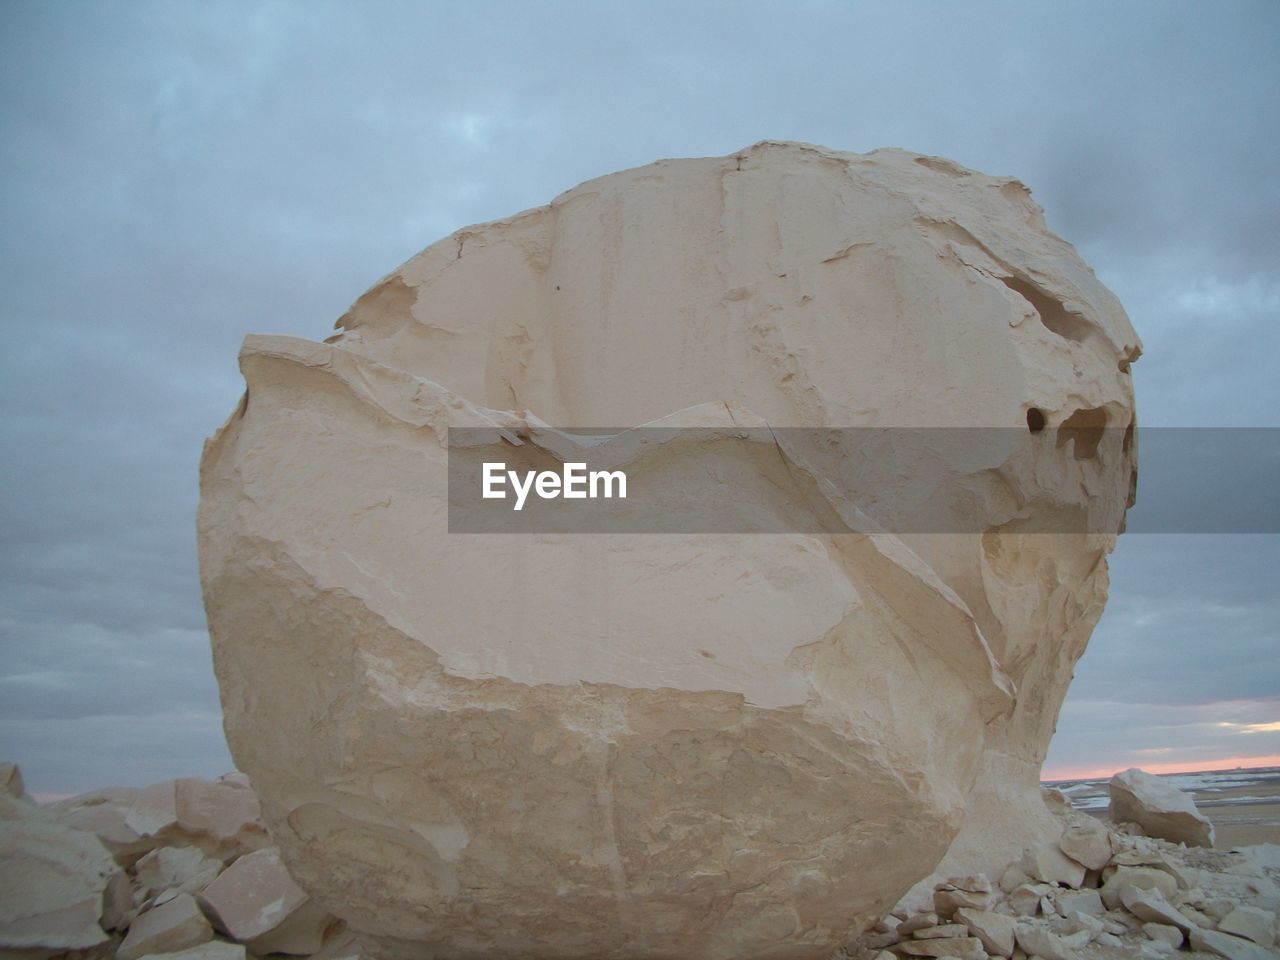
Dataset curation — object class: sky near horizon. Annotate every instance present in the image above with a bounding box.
[1,1,1277,794]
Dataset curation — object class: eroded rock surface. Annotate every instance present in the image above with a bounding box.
[198,141,1140,958]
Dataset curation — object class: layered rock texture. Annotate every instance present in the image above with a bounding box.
[198,141,1141,958]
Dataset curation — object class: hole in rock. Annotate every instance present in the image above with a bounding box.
[1026,408,1046,433]
[1057,407,1108,460]
[1000,275,1092,343]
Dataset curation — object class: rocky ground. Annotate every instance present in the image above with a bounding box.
[3,760,1278,959]
[844,774,1280,960]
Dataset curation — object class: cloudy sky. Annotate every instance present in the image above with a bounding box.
[1,1,1276,794]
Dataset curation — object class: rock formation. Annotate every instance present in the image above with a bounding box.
[1111,766,1217,848]
[197,141,1141,958]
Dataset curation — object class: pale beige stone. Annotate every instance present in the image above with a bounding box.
[999,865,1032,893]
[135,847,222,897]
[1190,926,1278,960]
[945,874,993,894]
[50,777,266,866]
[934,886,996,917]
[101,870,133,931]
[1052,888,1103,916]
[1142,922,1184,947]
[1014,922,1090,960]
[1007,883,1051,917]
[1100,865,1178,909]
[1217,904,1276,947]
[169,777,267,862]
[913,923,968,939]
[138,942,246,960]
[49,787,154,865]
[1119,885,1192,932]
[0,797,116,954]
[1205,898,1241,921]
[117,894,212,960]
[1021,843,1085,888]
[197,847,331,955]
[1058,819,1112,871]
[897,913,940,936]
[307,929,373,960]
[1109,768,1214,848]
[955,907,1016,957]
[898,936,987,959]
[198,142,1139,958]
[1058,910,1103,937]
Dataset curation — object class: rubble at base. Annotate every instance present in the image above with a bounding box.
[0,763,347,960]
[844,788,1280,960]
[4,761,1277,960]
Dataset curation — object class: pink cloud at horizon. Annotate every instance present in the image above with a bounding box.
[1043,753,1280,782]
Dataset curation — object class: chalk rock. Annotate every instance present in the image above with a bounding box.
[1217,904,1276,947]
[1015,922,1091,960]
[934,883,996,917]
[1022,842,1086,888]
[897,913,941,936]
[138,943,247,960]
[955,907,1016,957]
[1120,885,1192,932]
[1190,925,1278,960]
[1142,922,1185,947]
[0,797,118,954]
[1053,888,1103,917]
[101,869,134,931]
[49,776,267,866]
[49,786,155,864]
[898,936,987,959]
[1059,818,1112,871]
[1100,865,1178,910]
[197,847,332,955]
[118,893,213,960]
[1109,768,1215,847]
[135,846,223,896]
[199,141,1139,958]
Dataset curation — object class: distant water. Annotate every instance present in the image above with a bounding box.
[1044,766,1280,812]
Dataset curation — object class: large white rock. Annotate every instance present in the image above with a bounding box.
[199,141,1139,958]
[1110,767,1216,847]
[0,795,118,955]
